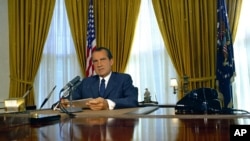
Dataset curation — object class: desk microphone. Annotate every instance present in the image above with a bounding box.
[39,85,57,109]
[60,76,81,92]
[22,87,33,98]
[62,80,81,98]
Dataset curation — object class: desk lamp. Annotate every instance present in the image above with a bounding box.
[170,78,178,94]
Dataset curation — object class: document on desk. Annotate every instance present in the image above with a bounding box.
[53,98,92,111]
[67,98,93,108]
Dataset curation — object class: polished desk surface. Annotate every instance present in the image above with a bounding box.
[1,107,250,141]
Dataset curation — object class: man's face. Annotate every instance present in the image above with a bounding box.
[92,50,113,77]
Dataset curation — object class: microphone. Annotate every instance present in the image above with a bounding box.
[52,79,81,110]
[61,79,82,114]
[22,87,33,98]
[62,80,81,98]
[57,76,82,117]
[60,76,81,92]
[39,85,57,109]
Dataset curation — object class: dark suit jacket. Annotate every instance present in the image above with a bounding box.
[72,72,138,109]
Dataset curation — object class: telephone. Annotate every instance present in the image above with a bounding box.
[175,88,222,114]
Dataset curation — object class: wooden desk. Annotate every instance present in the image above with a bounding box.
[0,107,250,141]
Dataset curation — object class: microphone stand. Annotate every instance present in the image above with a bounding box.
[59,81,82,115]
[65,86,82,113]
[59,89,75,118]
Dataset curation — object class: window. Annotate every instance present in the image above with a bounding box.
[34,0,82,109]
[124,0,177,104]
[233,0,250,111]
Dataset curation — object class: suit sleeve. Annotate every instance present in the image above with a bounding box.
[111,74,138,109]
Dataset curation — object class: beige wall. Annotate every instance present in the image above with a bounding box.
[0,0,9,102]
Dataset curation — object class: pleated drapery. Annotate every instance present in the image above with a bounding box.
[152,0,242,98]
[8,0,55,105]
[65,0,141,74]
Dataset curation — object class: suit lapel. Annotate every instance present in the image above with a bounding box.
[90,76,100,98]
[103,73,118,98]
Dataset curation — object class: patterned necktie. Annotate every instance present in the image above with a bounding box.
[100,78,105,97]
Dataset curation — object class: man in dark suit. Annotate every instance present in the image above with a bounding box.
[64,47,138,110]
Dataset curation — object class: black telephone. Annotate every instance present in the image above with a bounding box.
[175,88,222,114]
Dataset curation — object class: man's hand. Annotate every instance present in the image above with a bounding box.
[86,97,109,110]
[60,98,74,107]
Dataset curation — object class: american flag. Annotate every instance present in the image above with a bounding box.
[86,0,96,77]
[216,0,236,108]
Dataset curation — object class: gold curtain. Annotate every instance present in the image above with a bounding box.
[8,0,55,106]
[226,0,242,42]
[152,0,217,98]
[94,0,141,72]
[65,0,140,74]
[64,0,89,76]
[153,0,242,98]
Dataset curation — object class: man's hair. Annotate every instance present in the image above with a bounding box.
[92,47,113,59]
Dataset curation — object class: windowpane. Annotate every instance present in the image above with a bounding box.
[125,0,177,104]
[233,0,250,111]
[34,0,82,109]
